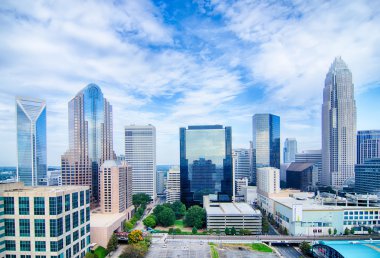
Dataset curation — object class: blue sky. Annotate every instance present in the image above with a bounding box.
[0,0,380,166]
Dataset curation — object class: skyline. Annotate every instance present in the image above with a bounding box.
[1,1,380,166]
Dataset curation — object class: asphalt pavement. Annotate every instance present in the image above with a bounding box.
[275,245,304,258]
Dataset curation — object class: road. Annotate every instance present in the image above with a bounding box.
[135,200,156,230]
[275,245,304,258]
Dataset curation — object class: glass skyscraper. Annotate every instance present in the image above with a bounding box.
[252,114,280,185]
[355,158,380,194]
[283,138,297,163]
[180,125,233,207]
[16,97,47,186]
[61,84,114,204]
[322,57,356,187]
[357,130,380,164]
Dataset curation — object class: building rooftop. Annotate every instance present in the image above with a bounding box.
[317,240,380,258]
[287,162,315,172]
[91,210,130,228]
[0,183,88,194]
[206,202,261,216]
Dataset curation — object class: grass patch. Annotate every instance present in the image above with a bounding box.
[249,243,273,253]
[174,220,184,228]
[210,245,219,258]
[94,246,108,258]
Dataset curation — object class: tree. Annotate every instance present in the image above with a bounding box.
[107,234,118,252]
[132,193,150,207]
[157,207,176,227]
[171,201,186,219]
[216,229,221,235]
[192,226,198,234]
[368,227,372,234]
[174,228,181,234]
[283,227,288,235]
[85,252,98,258]
[124,221,134,232]
[231,227,236,235]
[299,241,311,255]
[344,228,350,235]
[350,227,355,234]
[208,228,214,234]
[225,227,230,235]
[128,230,143,244]
[143,215,156,228]
[119,245,145,258]
[153,205,165,217]
[184,205,206,229]
[328,228,332,235]
[333,228,337,235]
[262,216,269,234]
[168,228,174,234]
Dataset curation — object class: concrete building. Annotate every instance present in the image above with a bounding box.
[312,240,380,258]
[166,168,180,204]
[61,84,115,204]
[156,170,166,195]
[235,177,248,197]
[355,158,380,194]
[322,57,357,188]
[1,182,90,258]
[204,196,262,234]
[295,150,322,184]
[357,130,380,164]
[47,170,62,186]
[16,97,47,186]
[283,138,297,163]
[286,162,318,191]
[257,167,280,196]
[125,125,156,200]
[241,186,257,205]
[232,149,250,180]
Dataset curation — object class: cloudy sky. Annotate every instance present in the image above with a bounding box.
[1,0,380,166]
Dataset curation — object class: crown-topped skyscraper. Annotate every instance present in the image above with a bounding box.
[322,57,357,188]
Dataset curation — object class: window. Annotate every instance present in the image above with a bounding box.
[36,256,46,258]
[21,255,31,258]
[34,197,45,215]
[73,230,79,241]
[86,207,90,222]
[50,241,58,252]
[5,219,15,236]
[86,190,90,204]
[19,197,30,215]
[73,243,79,254]
[65,194,70,211]
[66,248,72,258]
[80,191,84,206]
[86,224,90,233]
[35,219,45,237]
[58,239,64,251]
[87,235,91,245]
[66,234,71,245]
[81,239,85,249]
[65,214,71,232]
[6,255,16,258]
[50,197,63,215]
[20,219,30,237]
[35,241,46,252]
[80,209,85,224]
[73,211,79,228]
[72,192,78,209]
[81,227,85,237]
[50,218,63,237]
[5,240,16,251]
[20,241,31,251]
[4,197,14,214]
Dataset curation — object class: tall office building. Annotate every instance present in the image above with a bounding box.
[125,125,156,200]
[166,168,180,204]
[252,114,280,184]
[232,149,251,180]
[355,158,380,194]
[357,130,380,164]
[322,57,357,187]
[295,150,322,184]
[180,125,233,207]
[16,97,47,186]
[61,84,114,204]
[283,138,297,163]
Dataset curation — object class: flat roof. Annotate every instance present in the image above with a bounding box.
[317,240,380,258]
[2,185,88,194]
[206,202,261,216]
[90,211,128,228]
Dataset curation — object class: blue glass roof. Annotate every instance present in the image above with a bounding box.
[319,240,380,258]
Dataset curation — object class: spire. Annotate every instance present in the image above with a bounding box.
[328,56,349,73]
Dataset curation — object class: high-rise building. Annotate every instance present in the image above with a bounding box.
[286,162,318,191]
[232,149,250,180]
[322,57,357,187]
[357,130,380,164]
[156,170,166,195]
[355,158,380,194]
[0,182,90,258]
[283,138,297,163]
[125,125,156,200]
[235,177,248,197]
[16,97,47,186]
[256,167,280,196]
[249,141,255,184]
[180,125,233,207]
[252,114,280,185]
[295,150,322,184]
[99,160,132,214]
[61,84,114,204]
[166,168,180,204]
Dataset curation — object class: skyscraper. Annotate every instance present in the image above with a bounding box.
[61,83,114,204]
[322,57,357,187]
[180,125,233,207]
[125,125,156,200]
[16,97,47,186]
[283,138,297,163]
[252,114,280,184]
[357,130,380,164]
[355,158,380,194]
[232,148,251,180]
[166,168,180,204]
[295,150,322,184]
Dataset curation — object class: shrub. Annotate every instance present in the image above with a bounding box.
[106,234,118,252]
[299,241,311,255]
[192,226,197,234]
[128,230,143,244]
[143,215,156,228]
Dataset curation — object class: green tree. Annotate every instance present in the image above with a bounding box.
[216,229,221,235]
[283,227,288,235]
[171,201,186,219]
[143,215,156,228]
[368,227,372,234]
[132,193,150,207]
[107,234,118,252]
[328,228,332,235]
[225,227,230,235]
[153,205,165,217]
[168,228,174,234]
[128,230,143,244]
[174,228,181,234]
[192,226,198,234]
[231,227,236,235]
[208,228,214,234]
[333,228,337,235]
[124,221,134,232]
[262,216,269,234]
[299,241,311,255]
[350,227,355,234]
[85,252,98,258]
[239,228,245,235]
[344,227,350,235]
[156,207,176,227]
[119,244,145,258]
[184,205,206,229]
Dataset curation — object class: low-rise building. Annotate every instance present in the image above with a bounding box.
[204,196,262,234]
[241,186,257,205]
[312,240,380,258]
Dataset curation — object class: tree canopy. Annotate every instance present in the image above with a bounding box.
[143,215,156,228]
[156,206,176,227]
[106,234,118,252]
[184,205,206,229]
[171,201,186,219]
[132,193,150,207]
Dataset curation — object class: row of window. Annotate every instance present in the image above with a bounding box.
[344,216,379,220]
[344,210,379,215]
[4,191,90,216]
[343,220,380,225]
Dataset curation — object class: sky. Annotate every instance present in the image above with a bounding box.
[1,0,380,166]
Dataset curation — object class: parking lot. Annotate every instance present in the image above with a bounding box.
[146,240,211,258]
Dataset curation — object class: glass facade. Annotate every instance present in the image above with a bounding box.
[34,197,45,215]
[180,125,233,207]
[252,114,280,185]
[357,130,380,164]
[19,197,29,215]
[355,158,380,194]
[16,97,47,186]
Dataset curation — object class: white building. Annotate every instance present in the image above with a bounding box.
[322,57,357,188]
[233,149,251,180]
[47,170,62,186]
[0,182,90,258]
[166,168,180,204]
[283,138,297,163]
[125,125,156,200]
[241,186,257,205]
[257,167,280,195]
[235,177,248,197]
